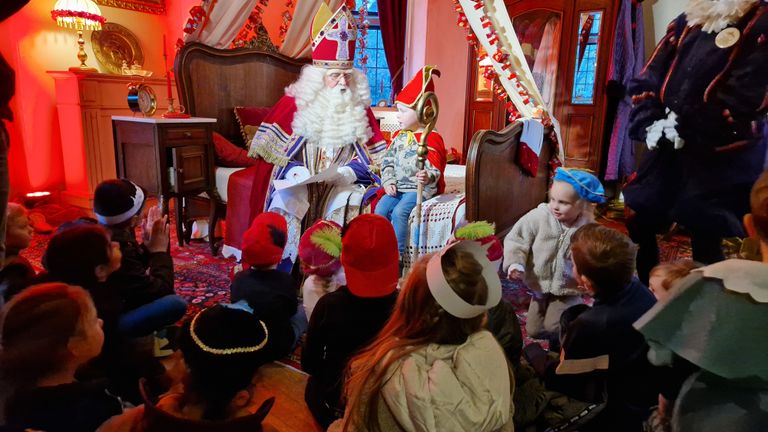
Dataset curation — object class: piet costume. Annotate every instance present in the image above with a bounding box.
[625,0,768,282]
[381,66,447,198]
[376,66,447,254]
[247,4,386,265]
[634,259,768,432]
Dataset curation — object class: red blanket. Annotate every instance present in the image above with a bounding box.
[223,159,274,250]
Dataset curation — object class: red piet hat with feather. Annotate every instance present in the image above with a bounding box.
[299,220,343,278]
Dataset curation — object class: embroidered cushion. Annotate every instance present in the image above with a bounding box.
[234,106,271,146]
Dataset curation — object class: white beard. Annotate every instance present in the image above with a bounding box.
[291,85,373,153]
[685,0,759,33]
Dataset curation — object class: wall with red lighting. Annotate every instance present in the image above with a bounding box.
[0,0,290,200]
[0,2,171,198]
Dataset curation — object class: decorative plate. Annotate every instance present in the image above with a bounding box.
[91,22,144,74]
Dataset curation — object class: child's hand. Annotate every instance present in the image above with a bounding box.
[142,205,162,245]
[416,169,429,185]
[384,184,397,196]
[508,269,524,280]
[147,215,170,253]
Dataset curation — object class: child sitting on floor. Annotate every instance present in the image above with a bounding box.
[1,283,123,431]
[92,179,187,338]
[547,224,657,431]
[0,203,36,304]
[3,203,33,268]
[97,303,276,431]
[302,214,400,429]
[375,66,446,258]
[230,212,303,359]
[503,167,605,349]
[331,240,512,432]
[42,224,175,403]
[648,260,700,301]
[298,219,344,319]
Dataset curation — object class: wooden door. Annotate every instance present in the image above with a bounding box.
[464,0,615,172]
[557,0,615,171]
[172,144,209,193]
[463,44,509,161]
[464,0,571,161]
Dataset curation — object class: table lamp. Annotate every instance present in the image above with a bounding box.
[51,0,106,72]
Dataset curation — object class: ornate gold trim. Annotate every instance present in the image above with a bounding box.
[94,0,165,15]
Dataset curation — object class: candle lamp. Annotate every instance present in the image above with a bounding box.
[161,35,190,118]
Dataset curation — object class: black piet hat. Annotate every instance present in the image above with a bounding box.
[93,179,146,225]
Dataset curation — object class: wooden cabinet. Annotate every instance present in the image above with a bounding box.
[112,117,216,246]
[464,0,616,172]
[48,71,176,209]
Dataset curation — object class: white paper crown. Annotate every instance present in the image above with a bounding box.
[426,240,502,318]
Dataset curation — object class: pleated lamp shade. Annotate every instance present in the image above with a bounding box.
[51,0,105,31]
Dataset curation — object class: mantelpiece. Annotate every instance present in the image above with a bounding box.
[48,70,176,208]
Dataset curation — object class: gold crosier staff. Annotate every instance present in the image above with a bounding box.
[413,91,439,258]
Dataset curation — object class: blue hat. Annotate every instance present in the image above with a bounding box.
[553,168,606,204]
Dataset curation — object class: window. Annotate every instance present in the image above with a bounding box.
[353,0,392,106]
[571,11,603,105]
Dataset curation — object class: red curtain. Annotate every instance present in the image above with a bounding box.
[377,0,407,98]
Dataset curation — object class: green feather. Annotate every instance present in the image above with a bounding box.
[454,221,496,240]
[310,227,342,258]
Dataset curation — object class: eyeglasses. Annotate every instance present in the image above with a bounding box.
[328,72,354,82]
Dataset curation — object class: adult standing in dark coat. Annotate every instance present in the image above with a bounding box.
[625,0,768,283]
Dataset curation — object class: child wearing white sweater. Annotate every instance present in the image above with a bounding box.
[503,167,605,347]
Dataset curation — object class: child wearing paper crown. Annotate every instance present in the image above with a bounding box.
[375,66,447,256]
[332,240,512,431]
[298,220,344,319]
[230,212,304,359]
[503,167,606,348]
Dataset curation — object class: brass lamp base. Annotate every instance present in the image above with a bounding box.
[71,29,97,72]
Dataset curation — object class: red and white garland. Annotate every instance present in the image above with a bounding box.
[452,0,543,122]
[356,0,370,70]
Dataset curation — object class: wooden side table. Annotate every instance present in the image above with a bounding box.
[112,116,217,247]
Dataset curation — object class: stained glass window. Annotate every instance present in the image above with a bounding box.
[571,12,603,105]
[353,0,392,106]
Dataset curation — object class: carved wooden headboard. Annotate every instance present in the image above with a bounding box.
[174,42,308,146]
[465,122,553,238]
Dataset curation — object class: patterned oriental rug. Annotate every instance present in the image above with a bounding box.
[19,213,692,369]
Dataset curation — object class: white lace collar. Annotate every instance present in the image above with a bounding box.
[685,0,760,33]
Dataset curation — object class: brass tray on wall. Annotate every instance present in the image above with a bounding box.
[94,0,165,15]
[91,22,145,75]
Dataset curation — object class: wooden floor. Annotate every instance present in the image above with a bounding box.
[254,363,325,432]
[162,352,323,431]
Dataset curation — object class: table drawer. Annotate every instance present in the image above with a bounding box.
[162,127,207,142]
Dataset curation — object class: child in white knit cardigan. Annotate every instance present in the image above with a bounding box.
[503,167,605,348]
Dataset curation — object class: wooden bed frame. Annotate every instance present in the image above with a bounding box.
[466,122,553,237]
[175,42,552,247]
[175,42,307,147]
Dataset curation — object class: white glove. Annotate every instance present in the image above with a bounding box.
[645,109,685,150]
[330,166,357,186]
